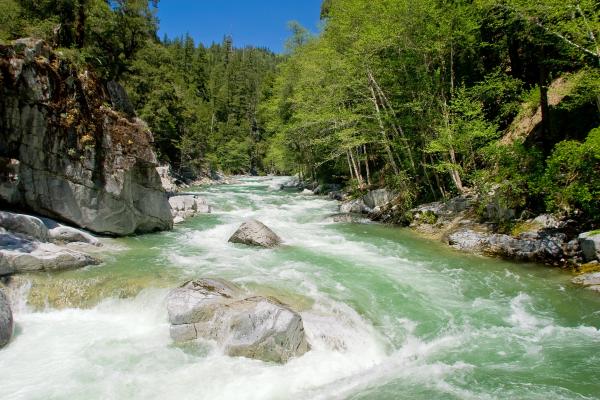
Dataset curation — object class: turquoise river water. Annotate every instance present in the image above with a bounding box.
[1,176,599,400]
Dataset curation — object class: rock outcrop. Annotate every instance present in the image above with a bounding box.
[228,219,282,248]
[0,288,13,348]
[167,279,310,363]
[0,39,172,236]
[168,194,211,224]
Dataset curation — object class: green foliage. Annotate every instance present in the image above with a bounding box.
[125,35,279,175]
[0,0,23,42]
[476,141,544,212]
[540,127,600,217]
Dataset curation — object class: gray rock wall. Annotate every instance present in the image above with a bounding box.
[0,39,172,235]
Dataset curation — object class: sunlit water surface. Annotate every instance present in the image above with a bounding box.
[1,176,599,400]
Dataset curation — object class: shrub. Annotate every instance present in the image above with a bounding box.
[540,127,600,218]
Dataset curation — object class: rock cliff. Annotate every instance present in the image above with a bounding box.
[0,39,172,235]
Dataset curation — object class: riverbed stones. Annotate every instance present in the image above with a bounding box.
[0,288,13,348]
[578,232,600,262]
[166,278,310,363]
[228,219,282,248]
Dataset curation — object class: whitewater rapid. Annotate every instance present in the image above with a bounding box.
[1,176,599,400]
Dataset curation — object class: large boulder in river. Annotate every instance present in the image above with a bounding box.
[0,288,13,348]
[228,219,282,248]
[167,279,310,363]
[0,39,173,236]
[578,232,600,262]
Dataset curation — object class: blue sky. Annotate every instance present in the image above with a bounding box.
[157,1,323,53]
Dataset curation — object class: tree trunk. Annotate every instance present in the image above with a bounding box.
[363,144,371,187]
[347,151,355,180]
[367,70,416,173]
[349,149,364,188]
[75,0,87,48]
[369,85,400,175]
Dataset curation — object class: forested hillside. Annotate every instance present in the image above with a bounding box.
[1,0,598,224]
[262,0,600,223]
[0,0,279,178]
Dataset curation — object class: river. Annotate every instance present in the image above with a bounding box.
[1,176,599,400]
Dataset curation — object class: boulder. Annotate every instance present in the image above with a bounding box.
[0,288,13,349]
[47,225,100,246]
[167,279,310,363]
[228,219,282,248]
[0,232,99,272]
[532,214,561,229]
[339,199,369,214]
[281,176,301,189]
[578,232,600,262]
[0,39,173,236]
[168,194,211,223]
[449,229,566,262]
[448,229,490,252]
[0,211,99,246]
[0,211,48,241]
[301,189,314,195]
[572,272,600,287]
[362,188,396,209]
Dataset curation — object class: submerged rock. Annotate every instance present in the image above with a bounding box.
[0,39,172,236]
[328,213,364,223]
[228,219,282,248]
[0,288,13,348]
[167,279,310,363]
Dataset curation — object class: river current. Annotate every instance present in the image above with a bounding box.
[1,176,599,399]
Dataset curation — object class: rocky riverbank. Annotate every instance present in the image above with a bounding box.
[281,178,600,294]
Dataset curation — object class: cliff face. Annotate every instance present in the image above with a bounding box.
[0,39,173,235]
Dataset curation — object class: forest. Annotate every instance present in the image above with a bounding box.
[1,0,599,224]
